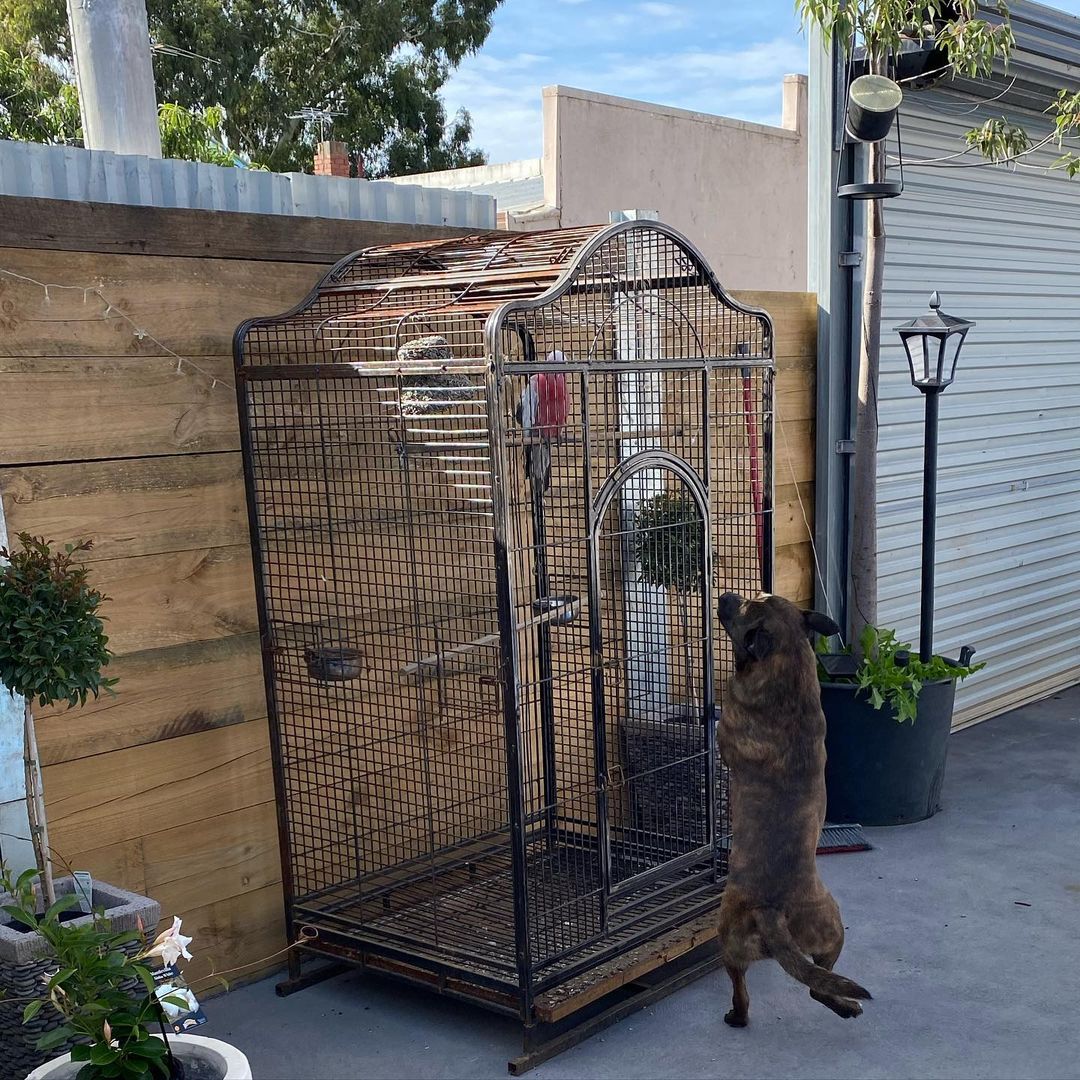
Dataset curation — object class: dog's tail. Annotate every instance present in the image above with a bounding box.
[755,909,872,1001]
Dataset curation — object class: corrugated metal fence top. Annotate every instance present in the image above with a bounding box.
[0,139,496,230]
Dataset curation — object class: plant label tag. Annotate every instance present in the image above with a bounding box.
[72,871,93,914]
[153,963,208,1033]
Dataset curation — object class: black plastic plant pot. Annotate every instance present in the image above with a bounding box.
[820,658,962,827]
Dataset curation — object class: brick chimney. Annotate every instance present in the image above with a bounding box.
[314,139,350,177]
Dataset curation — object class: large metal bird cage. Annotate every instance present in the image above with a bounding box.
[234,220,773,1065]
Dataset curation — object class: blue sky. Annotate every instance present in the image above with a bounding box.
[443,0,1080,163]
[443,0,807,162]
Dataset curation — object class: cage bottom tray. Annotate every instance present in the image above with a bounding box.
[295,838,724,992]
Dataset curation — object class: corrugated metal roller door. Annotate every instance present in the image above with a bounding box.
[878,90,1080,726]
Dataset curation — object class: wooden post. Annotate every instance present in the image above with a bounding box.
[67,0,162,157]
[23,701,55,907]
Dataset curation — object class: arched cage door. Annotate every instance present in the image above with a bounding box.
[589,453,715,894]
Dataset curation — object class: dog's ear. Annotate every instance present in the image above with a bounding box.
[743,626,774,662]
[803,609,841,641]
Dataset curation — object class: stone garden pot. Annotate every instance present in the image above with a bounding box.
[0,878,159,1080]
[26,1033,252,1080]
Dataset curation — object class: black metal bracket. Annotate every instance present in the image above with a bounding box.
[275,960,348,998]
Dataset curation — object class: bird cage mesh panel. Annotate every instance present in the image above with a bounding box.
[235,221,773,1002]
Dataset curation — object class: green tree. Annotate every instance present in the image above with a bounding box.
[0,0,499,176]
[158,103,259,168]
[0,536,116,907]
[797,0,1079,650]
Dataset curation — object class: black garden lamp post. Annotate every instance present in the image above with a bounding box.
[895,292,975,662]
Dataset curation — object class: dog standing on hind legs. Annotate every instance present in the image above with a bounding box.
[716,591,872,1027]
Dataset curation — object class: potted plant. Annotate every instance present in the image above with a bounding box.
[2,870,251,1080]
[0,534,156,1076]
[619,491,709,857]
[816,626,983,826]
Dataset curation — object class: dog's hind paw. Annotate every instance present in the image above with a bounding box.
[811,991,863,1019]
[831,998,863,1020]
[724,1009,749,1028]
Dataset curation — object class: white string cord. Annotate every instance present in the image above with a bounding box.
[0,267,228,393]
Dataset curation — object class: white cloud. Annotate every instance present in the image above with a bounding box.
[637,2,689,20]
[442,1,807,162]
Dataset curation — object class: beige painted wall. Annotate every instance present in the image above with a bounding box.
[541,82,808,291]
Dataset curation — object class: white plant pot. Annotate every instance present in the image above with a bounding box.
[26,1033,252,1080]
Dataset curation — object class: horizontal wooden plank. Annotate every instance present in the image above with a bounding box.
[61,836,147,897]
[62,802,281,953]
[45,718,275,856]
[774,482,815,549]
[0,453,248,557]
[774,416,814,486]
[0,356,239,463]
[535,913,718,1023]
[0,194,480,262]
[775,368,814,422]
[732,290,817,359]
[141,801,281,917]
[36,634,266,766]
[0,248,322,357]
[173,882,286,995]
[87,545,258,656]
[775,541,813,602]
[0,251,813,362]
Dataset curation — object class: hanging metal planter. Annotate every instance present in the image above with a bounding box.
[836,51,906,200]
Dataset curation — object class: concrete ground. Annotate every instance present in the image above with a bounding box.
[209,686,1080,1079]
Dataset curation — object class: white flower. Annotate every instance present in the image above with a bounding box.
[145,916,193,966]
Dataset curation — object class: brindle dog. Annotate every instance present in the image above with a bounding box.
[716,591,871,1027]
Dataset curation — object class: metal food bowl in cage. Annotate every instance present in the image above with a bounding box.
[531,594,580,625]
[304,646,365,682]
[397,335,471,415]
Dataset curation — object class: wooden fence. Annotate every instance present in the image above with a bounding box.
[0,195,816,991]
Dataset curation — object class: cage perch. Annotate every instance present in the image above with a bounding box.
[400,596,581,680]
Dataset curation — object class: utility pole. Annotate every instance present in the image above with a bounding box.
[68,0,162,157]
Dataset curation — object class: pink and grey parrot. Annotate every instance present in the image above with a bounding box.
[516,350,569,492]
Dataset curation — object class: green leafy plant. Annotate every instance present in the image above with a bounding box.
[633,490,704,595]
[633,490,705,707]
[158,103,265,169]
[818,625,984,724]
[0,535,117,906]
[3,867,192,1080]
